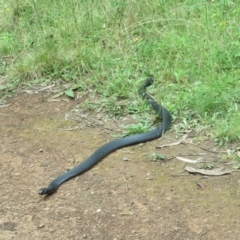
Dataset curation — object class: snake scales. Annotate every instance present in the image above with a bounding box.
[38,76,172,195]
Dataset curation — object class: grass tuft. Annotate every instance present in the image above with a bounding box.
[1,0,240,143]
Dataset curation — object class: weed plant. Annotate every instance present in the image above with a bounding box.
[0,0,240,143]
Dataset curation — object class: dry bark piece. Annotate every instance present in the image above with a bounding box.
[185,166,232,176]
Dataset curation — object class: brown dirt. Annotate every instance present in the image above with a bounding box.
[0,91,240,240]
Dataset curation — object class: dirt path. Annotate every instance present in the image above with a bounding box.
[0,91,240,240]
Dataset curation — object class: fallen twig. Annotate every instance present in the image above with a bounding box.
[176,156,207,164]
[157,135,227,154]
[122,176,129,193]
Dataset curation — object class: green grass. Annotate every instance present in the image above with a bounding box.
[0,0,240,143]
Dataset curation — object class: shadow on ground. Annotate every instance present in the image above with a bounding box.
[0,91,240,240]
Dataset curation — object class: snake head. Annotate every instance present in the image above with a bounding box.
[38,188,52,195]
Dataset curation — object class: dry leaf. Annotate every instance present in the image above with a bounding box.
[197,182,205,190]
[185,166,232,176]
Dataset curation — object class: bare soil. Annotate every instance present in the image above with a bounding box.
[1,91,240,240]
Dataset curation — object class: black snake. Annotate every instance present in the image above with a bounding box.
[38,76,172,195]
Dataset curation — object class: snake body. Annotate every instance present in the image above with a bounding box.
[38,77,172,195]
